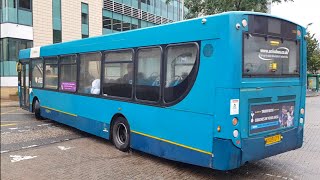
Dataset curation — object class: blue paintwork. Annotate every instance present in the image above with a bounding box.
[131,132,212,168]
[212,138,242,170]
[19,11,307,170]
[41,106,110,140]
[241,127,303,163]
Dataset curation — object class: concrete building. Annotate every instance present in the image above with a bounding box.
[0,0,185,98]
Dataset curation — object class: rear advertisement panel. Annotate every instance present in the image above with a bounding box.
[250,102,295,134]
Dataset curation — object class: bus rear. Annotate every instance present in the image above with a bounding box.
[212,13,306,170]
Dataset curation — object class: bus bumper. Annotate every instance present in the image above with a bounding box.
[212,127,303,170]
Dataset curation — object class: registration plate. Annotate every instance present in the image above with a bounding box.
[265,134,282,145]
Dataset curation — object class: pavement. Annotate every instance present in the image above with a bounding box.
[1,97,319,180]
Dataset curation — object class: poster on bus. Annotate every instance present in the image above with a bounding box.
[250,102,295,134]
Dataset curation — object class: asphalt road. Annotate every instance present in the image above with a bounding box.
[1,97,319,180]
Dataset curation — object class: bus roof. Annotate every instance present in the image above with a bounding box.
[19,11,304,60]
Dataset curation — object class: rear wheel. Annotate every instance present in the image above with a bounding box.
[112,117,130,152]
[34,100,44,120]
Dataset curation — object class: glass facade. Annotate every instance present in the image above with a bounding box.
[81,3,89,38]
[0,38,33,76]
[0,0,33,26]
[102,0,184,34]
[1,0,33,79]
[52,0,62,43]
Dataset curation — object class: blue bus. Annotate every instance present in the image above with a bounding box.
[17,11,306,170]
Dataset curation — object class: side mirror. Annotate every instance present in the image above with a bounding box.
[16,62,22,72]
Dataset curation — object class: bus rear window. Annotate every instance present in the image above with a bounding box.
[243,35,299,77]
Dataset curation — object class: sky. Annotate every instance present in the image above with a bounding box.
[271,0,320,41]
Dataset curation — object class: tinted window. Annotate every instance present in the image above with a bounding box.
[44,57,58,89]
[243,35,299,76]
[136,47,161,102]
[164,43,198,103]
[31,59,43,88]
[103,50,133,98]
[59,55,77,92]
[19,0,31,10]
[79,53,101,94]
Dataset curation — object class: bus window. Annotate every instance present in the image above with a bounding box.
[44,57,58,89]
[31,59,43,88]
[164,43,198,103]
[59,55,77,92]
[136,47,161,102]
[243,35,299,76]
[103,49,133,98]
[79,52,101,94]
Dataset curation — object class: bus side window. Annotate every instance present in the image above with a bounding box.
[136,47,161,102]
[59,55,77,92]
[44,57,58,89]
[164,43,198,103]
[31,59,44,88]
[78,52,101,94]
[103,49,133,98]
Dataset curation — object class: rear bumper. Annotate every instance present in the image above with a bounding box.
[212,127,303,170]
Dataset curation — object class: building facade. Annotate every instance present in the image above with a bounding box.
[0,0,184,93]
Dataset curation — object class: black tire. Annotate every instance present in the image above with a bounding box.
[112,117,130,152]
[34,100,44,120]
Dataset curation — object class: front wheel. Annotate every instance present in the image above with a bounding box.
[112,117,130,152]
[34,100,44,120]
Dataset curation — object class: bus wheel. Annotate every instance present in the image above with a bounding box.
[34,100,44,120]
[112,117,130,152]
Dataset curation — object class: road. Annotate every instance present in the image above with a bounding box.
[1,97,319,180]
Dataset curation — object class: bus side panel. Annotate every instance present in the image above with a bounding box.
[35,89,111,140]
[34,89,215,168]
[131,132,212,168]
[129,106,214,168]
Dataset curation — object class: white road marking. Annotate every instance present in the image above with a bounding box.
[57,146,74,151]
[265,173,293,180]
[1,132,11,135]
[8,127,18,130]
[1,150,9,154]
[18,129,31,133]
[22,145,38,149]
[10,155,37,162]
[37,124,50,127]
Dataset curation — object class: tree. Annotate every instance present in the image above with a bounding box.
[167,0,293,19]
[306,32,320,74]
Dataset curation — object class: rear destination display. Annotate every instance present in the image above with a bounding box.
[250,102,295,134]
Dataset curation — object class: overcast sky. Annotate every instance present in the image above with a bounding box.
[271,0,320,41]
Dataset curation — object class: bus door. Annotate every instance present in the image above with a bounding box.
[19,61,30,109]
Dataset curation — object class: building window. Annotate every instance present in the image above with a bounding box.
[52,0,62,43]
[59,55,77,92]
[0,38,32,77]
[82,34,89,39]
[164,43,198,103]
[81,3,89,38]
[103,49,133,98]
[136,47,161,102]
[0,38,33,62]
[19,0,31,10]
[81,13,88,25]
[53,30,62,44]
[79,52,101,94]
[141,0,151,5]
[44,57,58,89]
[112,19,122,32]
[103,16,112,30]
